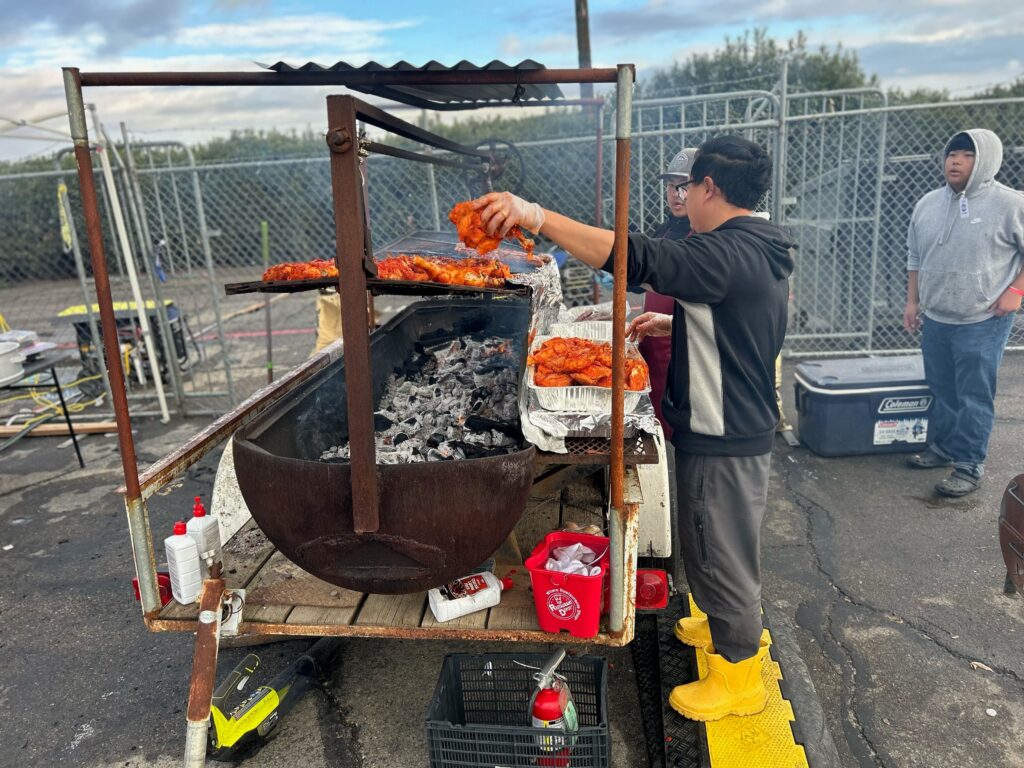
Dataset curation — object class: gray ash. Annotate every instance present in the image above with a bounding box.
[320,335,521,464]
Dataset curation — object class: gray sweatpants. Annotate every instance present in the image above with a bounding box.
[675,451,771,662]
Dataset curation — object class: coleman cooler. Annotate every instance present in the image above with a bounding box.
[794,355,934,457]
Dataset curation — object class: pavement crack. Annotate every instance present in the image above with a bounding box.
[780,457,1024,690]
[780,458,889,768]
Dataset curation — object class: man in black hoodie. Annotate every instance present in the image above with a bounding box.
[474,136,796,722]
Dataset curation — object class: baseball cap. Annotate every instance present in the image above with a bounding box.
[657,148,698,181]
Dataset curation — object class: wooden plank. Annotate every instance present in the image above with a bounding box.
[288,604,363,626]
[246,552,362,608]
[221,520,277,588]
[0,421,118,437]
[485,568,541,632]
[355,592,426,627]
[420,598,489,630]
[244,604,293,624]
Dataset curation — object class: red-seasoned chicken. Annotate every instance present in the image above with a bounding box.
[449,201,535,258]
[528,337,649,391]
[376,254,512,288]
[262,259,338,282]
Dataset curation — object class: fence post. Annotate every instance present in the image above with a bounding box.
[865,96,890,352]
[119,123,187,415]
[59,182,113,407]
[772,56,789,225]
[181,144,236,406]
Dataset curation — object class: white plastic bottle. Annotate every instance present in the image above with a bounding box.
[186,496,221,579]
[165,521,202,604]
[428,572,513,622]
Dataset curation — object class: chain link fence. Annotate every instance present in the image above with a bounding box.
[2,89,1024,420]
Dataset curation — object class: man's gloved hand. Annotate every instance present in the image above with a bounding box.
[473,191,546,236]
[627,312,673,343]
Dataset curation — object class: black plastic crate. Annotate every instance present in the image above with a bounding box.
[426,653,610,768]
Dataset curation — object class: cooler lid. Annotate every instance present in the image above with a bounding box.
[795,355,926,390]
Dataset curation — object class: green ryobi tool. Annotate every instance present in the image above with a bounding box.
[208,637,343,761]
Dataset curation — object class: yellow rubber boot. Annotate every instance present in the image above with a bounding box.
[668,640,770,721]
[674,615,712,648]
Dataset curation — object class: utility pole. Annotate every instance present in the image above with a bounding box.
[575,0,593,100]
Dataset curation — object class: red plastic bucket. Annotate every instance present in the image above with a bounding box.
[525,531,609,639]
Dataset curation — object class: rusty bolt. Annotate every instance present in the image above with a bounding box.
[326,128,352,154]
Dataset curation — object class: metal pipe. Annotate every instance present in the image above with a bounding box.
[353,98,491,159]
[327,95,379,534]
[261,221,273,383]
[90,108,172,423]
[146,150,174,274]
[80,68,622,88]
[118,123,187,414]
[183,579,225,768]
[865,108,889,352]
[181,143,236,405]
[594,104,604,227]
[772,57,789,225]
[59,184,113,406]
[361,139,478,170]
[62,67,158,612]
[611,63,632,513]
[165,148,193,275]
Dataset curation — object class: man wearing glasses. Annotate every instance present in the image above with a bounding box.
[643,148,699,440]
[473,136,796,722]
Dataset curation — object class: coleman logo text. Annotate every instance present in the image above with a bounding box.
[878,396,932,414]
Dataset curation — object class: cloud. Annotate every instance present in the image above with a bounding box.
[857,32,1024,79]
[173,15,419,51]
[501,34,522,58]
[0,0,189,54]
[210,0,268,8]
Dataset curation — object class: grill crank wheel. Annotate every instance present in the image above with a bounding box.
[464,138,525,197]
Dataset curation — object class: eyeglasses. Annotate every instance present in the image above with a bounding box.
[672,179,700,196]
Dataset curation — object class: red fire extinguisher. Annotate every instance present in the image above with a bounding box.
[529,650,579,767]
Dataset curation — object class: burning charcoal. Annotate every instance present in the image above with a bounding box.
[393,432,409,445]
[426,432,446,448]
[426,448,446,461]
[374,413,394,430]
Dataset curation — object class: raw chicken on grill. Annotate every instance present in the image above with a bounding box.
[449,201,535,257]
[528,337,649,391]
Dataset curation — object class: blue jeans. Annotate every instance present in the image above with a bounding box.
[921,314,1014,478]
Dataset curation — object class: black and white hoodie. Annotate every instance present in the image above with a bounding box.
[603,216,796,456]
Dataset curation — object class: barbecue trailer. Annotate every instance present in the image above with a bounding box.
[62,60,662,761]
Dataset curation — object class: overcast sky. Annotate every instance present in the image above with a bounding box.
[1,0,1022,161]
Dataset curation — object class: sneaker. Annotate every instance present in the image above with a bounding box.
[907,448,953,469]
[935,469,980,497]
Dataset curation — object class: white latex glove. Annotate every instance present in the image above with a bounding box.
[627,312,673,343]
[474,191,546,236]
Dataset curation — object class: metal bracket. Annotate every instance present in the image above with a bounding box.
[221,588,245,637]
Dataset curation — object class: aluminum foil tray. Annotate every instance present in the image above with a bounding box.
[527,334,651,413]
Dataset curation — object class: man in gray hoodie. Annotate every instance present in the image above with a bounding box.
[904,129,1024,496]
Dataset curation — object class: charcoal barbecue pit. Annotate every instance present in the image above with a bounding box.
[233,296,536,594]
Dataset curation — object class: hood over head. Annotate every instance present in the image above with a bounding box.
[943,129,1003,195]
[718,215,796,280]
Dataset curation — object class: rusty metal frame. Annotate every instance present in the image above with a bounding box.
[62,61,636,632]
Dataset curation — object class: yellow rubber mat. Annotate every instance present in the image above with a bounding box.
[689,596,810,768]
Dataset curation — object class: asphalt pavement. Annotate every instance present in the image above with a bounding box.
[2,356,1023,767]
